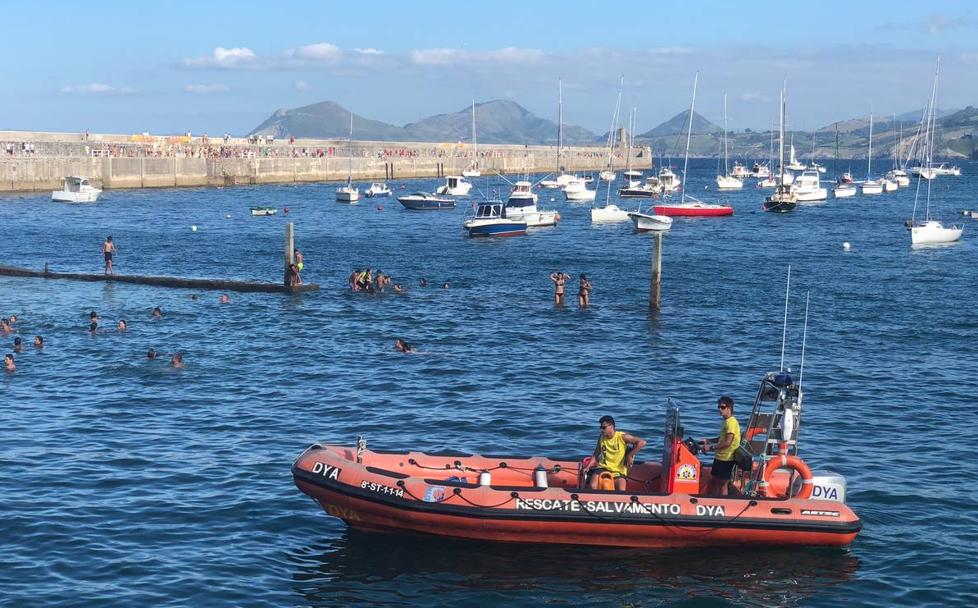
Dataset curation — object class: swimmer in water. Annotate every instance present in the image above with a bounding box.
[13,337,22,352]
[171,352,183,368]
[147,349,157,360]
[89,322,98,335]
[442,282,450,289]
[33,336,43,348]
[419,277,428,288]
[118,319,127,332]
[578,274,592,308]
[0,318,10,335]
[152,307,162,319]
[8,314,17,324]
[220,293,229,304]
[4,353,14,372]
[394,338,412,353]
[549,271,572,306]
[393,283,403,293]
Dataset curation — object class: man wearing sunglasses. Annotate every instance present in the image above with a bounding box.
[588,416,646,491]
[701,396,741,496]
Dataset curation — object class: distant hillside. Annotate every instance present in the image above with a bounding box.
[638,110,721,138]
[249,99,597,144]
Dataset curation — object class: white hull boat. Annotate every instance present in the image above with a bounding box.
[833,184,857,198]
[436,176,473,196]
[336,185,360,203]
[599,171,616,181]
[883,178,898,192]
[505,195,559,227]
[628,211,674,231]
[590,204,631,223]
[563,178,595,201]
[658,168,681,193]
[52,176,100,202]
[716,175,744,190]
[731,163,750,179]
[793,170,827,202]
[365,182,392,197]
[909,220,963,245]
[752,164,771,179]
[758,176,777,188]
[861,180,884,195]
[461,169,481,178]
[887,169,910,187]
[508,181,538,205]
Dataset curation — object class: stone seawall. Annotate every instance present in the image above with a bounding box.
[0,130,652,192]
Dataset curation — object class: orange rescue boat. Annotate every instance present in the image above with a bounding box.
[293,371,861,548]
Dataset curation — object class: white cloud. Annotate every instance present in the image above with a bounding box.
[354,48,383,55]
[184,46,257,68]
[183,83,229,94]
[286,42,340,62]
[60,83,134,94]
[409,47,544,67]
[294,80,310,91]
[409,48,459,66]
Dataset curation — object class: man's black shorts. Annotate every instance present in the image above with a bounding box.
[711,459,734,480]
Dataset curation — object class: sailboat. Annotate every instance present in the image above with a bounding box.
[716,94,744,190]
[336,111,360,203]
[652,73,733,217]
[786,135,806,171]
[619,108,658,198]
[887,116,910,187]
[462,101,481,177]
[861,113,884,195]
[833,124,857,198]
[593,79,634,222]
[541,80,579,190]
[756,127,776,187]
[764,84,798,213]
[908,59,963,246]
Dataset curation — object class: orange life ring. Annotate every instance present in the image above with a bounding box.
[759,454,813,499]
[745,426,766,441]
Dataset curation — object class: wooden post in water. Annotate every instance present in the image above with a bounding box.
[649,232,663,311]
[284,222,295,286]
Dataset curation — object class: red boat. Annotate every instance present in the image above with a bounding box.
[654,197,734,217]
[293,371,861,548]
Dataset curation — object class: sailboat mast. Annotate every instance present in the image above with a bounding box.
[557,79,563,174]
[723,93,730,177]
[471,100,477,171]
[681,72,698,205]
[867,112,873,180]
[347,111,353,185]
[778,83,785,185]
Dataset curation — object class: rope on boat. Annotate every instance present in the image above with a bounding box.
[395,480,454,504]
[630,496,757,532]
[407,457,567,478]
[454,490,519,509]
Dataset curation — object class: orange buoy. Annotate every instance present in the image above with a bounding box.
[760,454,813,499]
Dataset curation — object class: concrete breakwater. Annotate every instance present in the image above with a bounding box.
[0,130,652,192]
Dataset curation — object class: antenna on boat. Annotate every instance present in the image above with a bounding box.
[780,265,791,372]
[797,290,811,392]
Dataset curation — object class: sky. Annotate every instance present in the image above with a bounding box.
[3,0,978,136]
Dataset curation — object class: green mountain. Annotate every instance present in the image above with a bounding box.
[249,99,597,144]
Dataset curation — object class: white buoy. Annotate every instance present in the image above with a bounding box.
[843,242,851,251]
[191,225,198,232]
[225,214,231,219]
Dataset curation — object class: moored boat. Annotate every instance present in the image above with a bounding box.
[52,176,101,203]
[293,370,861,549]
[365,182,392,198]
[463,201,527,237]
[250,206,278,216]
[398,192,456,210]
[435,176,472,197]
[628,210,673,231]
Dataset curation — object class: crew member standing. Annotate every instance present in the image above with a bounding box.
[701,396,741,496]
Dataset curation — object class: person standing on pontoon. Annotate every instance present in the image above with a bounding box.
[102,236,115,275]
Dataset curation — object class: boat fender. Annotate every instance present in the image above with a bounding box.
[479,471,491,486]
[761,455,813,499]
[598,471,615,491]
[533,465,549,489]
[782,408,795,442]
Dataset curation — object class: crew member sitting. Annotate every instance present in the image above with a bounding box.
[588,415,646,491]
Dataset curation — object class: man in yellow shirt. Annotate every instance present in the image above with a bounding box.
[589,415,647,491]
[701,396,741,496]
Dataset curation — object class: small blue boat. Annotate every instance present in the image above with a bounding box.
[398,192,456,210]
[463,201,527,237]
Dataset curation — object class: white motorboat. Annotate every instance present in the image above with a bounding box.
[250,206,277,216]
[504,196,559,227]
[539,173,576,189]
[807,162,827,174]
[435,176,472,196]
[907,59,963,247]
[752,163,771,179]
[599,170,616,181]
[508,181,538,205]
[930,163,961,176]
[365,182,392,197]
[758,176,778,188]
[883,177,898,192]
[628,210,674,231]
[833,183,857,198]
[887,169,910,187]
[793,170,827,202]
[861,180,884,195]
[51,176,101,202]
[337,112,360,203]
[464,201,527,237]
[658,167,681,193]
[563,177,595,201]
[462,100,481,177]
[731,163,750,179]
